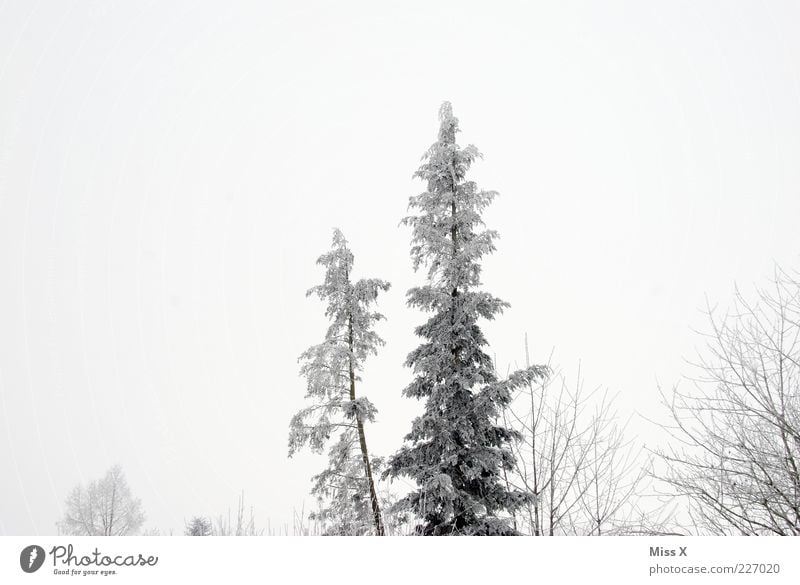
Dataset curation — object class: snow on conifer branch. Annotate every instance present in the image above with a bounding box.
[386,102,548,535]
[288,228,390,535]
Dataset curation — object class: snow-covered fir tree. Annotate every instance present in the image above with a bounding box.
[387,102,548,535]
[289,229,390,535]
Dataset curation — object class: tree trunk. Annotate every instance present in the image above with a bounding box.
[450,190,459,341]
[347,312,385,536]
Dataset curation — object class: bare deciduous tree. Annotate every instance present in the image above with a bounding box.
[57,465,145,536]
[213,491,263,536]
[657,268,800,535]
[504,340,664,535]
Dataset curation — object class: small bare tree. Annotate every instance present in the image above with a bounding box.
[57,465,145,536]
[657,268,800,535]
[504,340,661,535]
[213,491,263,536]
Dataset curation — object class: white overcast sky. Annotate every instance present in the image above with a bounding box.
[2,0,800,535]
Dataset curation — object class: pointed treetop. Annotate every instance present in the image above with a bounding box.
[437,101,458,144]
[330,227,348,248]
[307,228,354,307]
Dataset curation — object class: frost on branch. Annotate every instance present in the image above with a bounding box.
[386,103,548,536]
[288,229,390,535]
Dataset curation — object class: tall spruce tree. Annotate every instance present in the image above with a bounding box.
[289,229,389,535]
[387,102,548,535]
